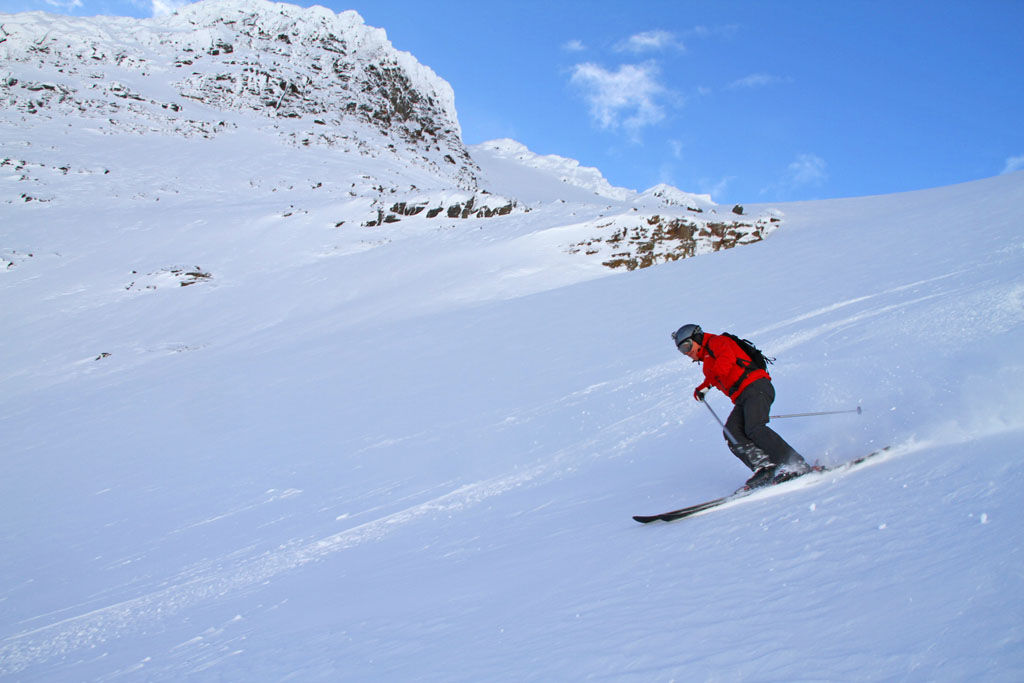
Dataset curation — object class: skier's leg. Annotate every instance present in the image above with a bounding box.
[725,399,771,471]
[740,379,807,470]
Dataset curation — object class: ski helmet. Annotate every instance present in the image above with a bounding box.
[672,324,703,352]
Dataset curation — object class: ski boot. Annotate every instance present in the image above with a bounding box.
[772,456,811,485]
[744,465,778,490]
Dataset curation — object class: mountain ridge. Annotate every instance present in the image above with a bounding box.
[1,0,479,189]
[2,0,782,274]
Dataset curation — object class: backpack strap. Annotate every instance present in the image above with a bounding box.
[722,336,756,396]
[726,359,756,396]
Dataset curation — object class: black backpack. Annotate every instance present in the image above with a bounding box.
[722,332,775,370]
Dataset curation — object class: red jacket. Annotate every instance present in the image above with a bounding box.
[695,333,771,403]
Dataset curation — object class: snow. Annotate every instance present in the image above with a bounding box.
[473,138,636,203]
[3,2,1024,680]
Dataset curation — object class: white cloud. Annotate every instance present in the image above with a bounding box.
[562,39,587,52]
[787,153,828,186]
[685,24,740,40]
[657,162,677,187]
[43,0,83,10]
[700,175,735,202]
[151,0,191,17]
[1002,154,1024,174]
[760,153,828,199]
[616,30,684,54]
[727,73,785,90]
[570,61,667,136]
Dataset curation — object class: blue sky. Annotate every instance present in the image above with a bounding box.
[4,0,1023,204]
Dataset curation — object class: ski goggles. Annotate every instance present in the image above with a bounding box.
[675,336,695,354]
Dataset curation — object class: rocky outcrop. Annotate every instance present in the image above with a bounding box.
[0,0,480,189]
[567,213,781,270]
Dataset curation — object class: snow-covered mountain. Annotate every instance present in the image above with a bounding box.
[3,1,1024,681]
[1,0,778,271]
[1,0,478,187]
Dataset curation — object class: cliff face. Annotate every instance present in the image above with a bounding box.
[0,0,480,189]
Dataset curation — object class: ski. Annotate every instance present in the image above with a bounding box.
[633,446,890,524]
[632,490,752,523]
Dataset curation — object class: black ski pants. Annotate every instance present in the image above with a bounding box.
[724,378,802,470]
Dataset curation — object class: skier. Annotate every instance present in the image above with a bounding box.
[672,324,810,489]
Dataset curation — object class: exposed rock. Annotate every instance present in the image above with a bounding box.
[567,213,779,271]
[0,0,481,189]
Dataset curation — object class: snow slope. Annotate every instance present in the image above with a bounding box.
[3,3,1024,681]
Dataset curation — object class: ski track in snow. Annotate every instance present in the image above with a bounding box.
[0,344,715,676]
[3,337,983,678]
[755,271,965,336]
[0,370,659,675]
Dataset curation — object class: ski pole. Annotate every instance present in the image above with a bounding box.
[701,398,740,445]
[770,406,862,420]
